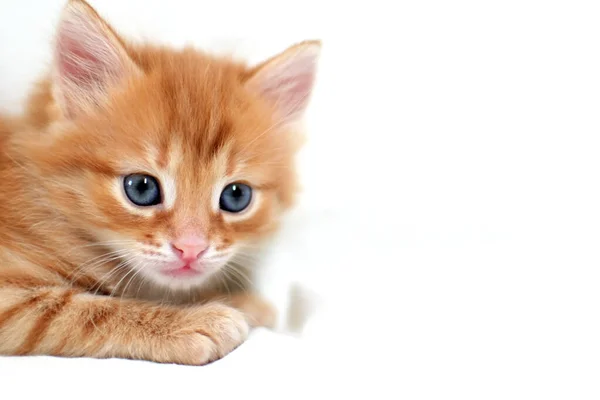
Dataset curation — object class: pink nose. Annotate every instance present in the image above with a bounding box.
[171,235,208,261]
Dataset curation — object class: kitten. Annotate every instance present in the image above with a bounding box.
[0,0,319,365]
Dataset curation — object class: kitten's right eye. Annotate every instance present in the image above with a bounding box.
[123,174,162,207]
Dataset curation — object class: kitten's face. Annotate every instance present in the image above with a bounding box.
[23,0,319,289]
[58,69,296,289]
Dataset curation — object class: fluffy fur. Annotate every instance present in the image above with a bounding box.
[0,0,319,365]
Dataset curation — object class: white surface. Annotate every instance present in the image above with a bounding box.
[2,0,600,399]
[0,329,327,399]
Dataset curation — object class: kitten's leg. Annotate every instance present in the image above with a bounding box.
[0,285,248,365]
[202,291,277,329]
[227,292,278,329]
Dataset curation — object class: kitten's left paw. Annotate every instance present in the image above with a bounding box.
[229,293,277,329]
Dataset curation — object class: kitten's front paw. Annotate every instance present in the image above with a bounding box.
[228,293,277,329]
[174,303,249,365]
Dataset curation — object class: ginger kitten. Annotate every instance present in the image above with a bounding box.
[0,0,319,365]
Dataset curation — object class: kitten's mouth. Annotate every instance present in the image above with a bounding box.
[162,263,205,278]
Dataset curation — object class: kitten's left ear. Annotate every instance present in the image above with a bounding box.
[245,41,321,124]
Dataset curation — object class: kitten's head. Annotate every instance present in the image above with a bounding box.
[23,0,319,289]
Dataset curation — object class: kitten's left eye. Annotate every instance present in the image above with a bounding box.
[219,183,252,213]
[123,174,162,207]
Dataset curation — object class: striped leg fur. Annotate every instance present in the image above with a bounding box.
[0,285,249,365]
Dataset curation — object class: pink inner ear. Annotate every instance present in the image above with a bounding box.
[264,70,315,119]
[57,33,107,88]
[254,48,319,122]
[54,5,128,113]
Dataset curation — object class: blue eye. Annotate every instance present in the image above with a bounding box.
[219,183,252,213]
[123,174,162,207]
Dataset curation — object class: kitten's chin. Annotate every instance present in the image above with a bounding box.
[162,264,205,278]
[143,261,222,291]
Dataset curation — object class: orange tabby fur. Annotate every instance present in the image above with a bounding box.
[0,0,319,364]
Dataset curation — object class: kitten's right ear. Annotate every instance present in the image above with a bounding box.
[53,0,140,119]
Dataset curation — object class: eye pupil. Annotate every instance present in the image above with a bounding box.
[136,178,149,192]
[220,183,252,213]
[123,174,162,207]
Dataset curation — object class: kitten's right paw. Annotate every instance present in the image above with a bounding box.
[173,303,249,365]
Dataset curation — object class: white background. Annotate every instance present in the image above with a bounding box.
[1,0,600,398]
